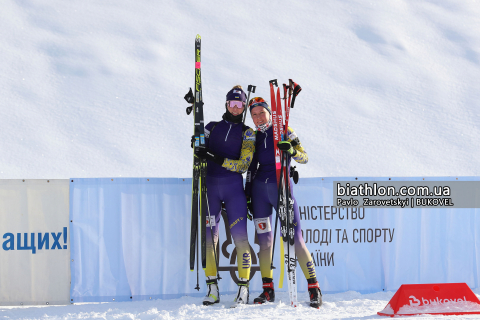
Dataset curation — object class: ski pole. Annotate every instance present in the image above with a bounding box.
[242,85,256,124]
[195,228,200,290]
[284,153,292,272]
[288,79,302,109]
[205,192,222,281]
[270,208,279,271]
[271,150,286,271]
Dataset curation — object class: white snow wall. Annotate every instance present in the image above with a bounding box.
[1,177,480,305]
[0,180,71,306]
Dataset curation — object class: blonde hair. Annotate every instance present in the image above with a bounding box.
[232,85,243,90]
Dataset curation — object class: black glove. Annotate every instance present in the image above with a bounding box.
[277,141,297,156]
[246,196,253,221]
[195,148,225,165]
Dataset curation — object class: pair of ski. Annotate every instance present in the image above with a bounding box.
[184,34,206,289]
[185,36,256,291]
[185,35,221,291]
[270,79,302,307]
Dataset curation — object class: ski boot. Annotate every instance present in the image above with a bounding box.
[230,278,249,308]
[203,277,220,306]
[253,277,275,304]
[307,278,322,308]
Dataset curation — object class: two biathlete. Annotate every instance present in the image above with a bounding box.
[194,90,322,309]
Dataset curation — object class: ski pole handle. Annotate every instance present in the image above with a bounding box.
[243,84,256,123]
[288,79,302,109]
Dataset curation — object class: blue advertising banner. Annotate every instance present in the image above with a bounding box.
[69,177,480,302]
[295,177,480,293]
[70,178,192,302]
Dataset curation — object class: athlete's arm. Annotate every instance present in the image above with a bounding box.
[287,127,308,164]
[223,128,256,173]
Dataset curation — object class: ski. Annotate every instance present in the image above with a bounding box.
[270,80,281,184]
[269,80,284,250]
[280,85,298,307]
[187,35,207,289]
[279,84,296,307]
[184,88,200,271]
[269,79,285,286]
[284,79,302,306]
[269,79,303,307]
[185,88,199,275]
[269,79,295,306]
[193,35,207,270]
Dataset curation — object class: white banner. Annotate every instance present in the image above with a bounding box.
[0,179,70,306]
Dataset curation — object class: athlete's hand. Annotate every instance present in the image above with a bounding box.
[277,141,297,156]
[195,148,224,165]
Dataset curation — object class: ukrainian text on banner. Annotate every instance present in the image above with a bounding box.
[69,177,480,303]
[295,177,480,293]
[0,179,70,306]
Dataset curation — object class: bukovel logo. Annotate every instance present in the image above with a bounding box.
[217,208,260,284]
[409,295,468,306]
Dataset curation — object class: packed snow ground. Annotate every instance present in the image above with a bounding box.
[1,0,480,179]
[2,0,480,319]
[2,290,480,320]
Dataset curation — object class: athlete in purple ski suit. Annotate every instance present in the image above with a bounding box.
[245,97,322,308]
[195,86,255,307]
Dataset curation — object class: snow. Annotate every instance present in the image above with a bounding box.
[2,0,480,318]
[1,0,480,179]
[2,290,480,319]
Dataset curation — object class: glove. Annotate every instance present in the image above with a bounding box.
[277,141,297,156]
[246,196,253,221]
[195,148,225,165]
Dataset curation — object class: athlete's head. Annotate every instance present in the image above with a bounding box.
[223,85,246,122]
[249,97,271,132]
